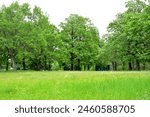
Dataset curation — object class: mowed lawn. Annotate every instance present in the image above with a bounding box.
[0,71,150,100]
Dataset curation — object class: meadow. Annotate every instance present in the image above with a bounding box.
[0,71,150,100]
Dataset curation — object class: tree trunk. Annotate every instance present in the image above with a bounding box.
[112,62,114,71]
[70,53,74,71]
[115,62,117,71]
[142,63,146,70]
[122,61,125,70]
[70,26,74,71]
[71,62,74,71]
[88,65,90,70]
[6,56,9,71]
[48,60,51,71]
[12,57,17,71]
[84,65,86,71]
[112,61,117,71]
[132,60,135,70]
[128,61,132,70]
[44,56,47,70]
[22,57,26,70]
[136,60,140,71]
[37,58,42,70]
[77,59,81,71]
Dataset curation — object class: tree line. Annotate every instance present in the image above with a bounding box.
[101,0,150,71]
[0,0,150,71]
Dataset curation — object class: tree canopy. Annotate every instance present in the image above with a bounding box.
[0,0,150,71]
[101,0,150,71]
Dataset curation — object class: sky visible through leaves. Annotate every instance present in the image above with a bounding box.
[0,0,128,36]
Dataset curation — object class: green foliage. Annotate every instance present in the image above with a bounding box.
[51,61,60,71]
[60,14,101,70]
[0,2,59,71]
[102,0,150,71]
[0,0,150,71]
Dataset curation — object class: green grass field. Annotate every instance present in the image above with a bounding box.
[0,71,150,100]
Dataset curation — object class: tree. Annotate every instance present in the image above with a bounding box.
[0,2,59,71]
[104,0,150,71]
[60,14,100,70]
[0,2,31,71]
[25,6,58,70]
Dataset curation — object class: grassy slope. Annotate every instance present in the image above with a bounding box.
[0,71,150,100]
